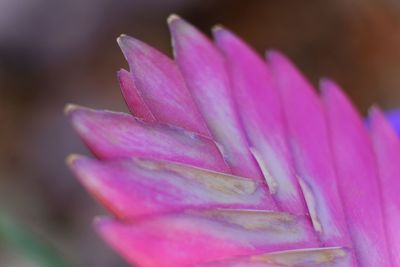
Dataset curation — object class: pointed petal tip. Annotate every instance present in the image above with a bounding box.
[64,103,76,115]
[211,24,226,34]
[319,78,348,104]
[116,34,127,44]
[94,217,121,240]
[211,25,235,43]
[93,216,113,230]
[117,68,128,76]
[93,216,106,225]
[66,155,100,192]
[265,49,284,61]
[319,77,337,97]
[116,34,134,55]
[66,154,98,182]
[167,13,182,24]
[116,34,150,60]
[367,105,387,130]
[211,25,230,45]
[116,34,129,50]
[64,104,93,117]
[318,77,333,87]
[167,14,195,35]
[64,103,84,115]
[368,104,382,117]
[65,154,86,167]
[265,49,294,70]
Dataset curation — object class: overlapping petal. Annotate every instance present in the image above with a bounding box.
[196,247,351,267]
[117,35,209,136]
[369,107,400,266]
[321,79,391,266]
[66,105,229,173]
[214,27,306,215]
[117,68,155,122]
[97,210,317,267]
[168,16,266,182]
[68,155,274,218]
[267,52,351,247]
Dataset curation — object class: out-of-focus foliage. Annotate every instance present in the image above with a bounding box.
[0,214,70,267]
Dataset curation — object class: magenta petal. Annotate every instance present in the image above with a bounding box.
[369,107,400,266]
[321,79,391,266]
[117,35,210,136]
[117,69,156,121]
[168,16,266,183]
[68,156,275,218]
[66,105,230,173]
[196,247,351,267]
[214,27,307,215]
[267,51,350,246]
[96,210,317,267]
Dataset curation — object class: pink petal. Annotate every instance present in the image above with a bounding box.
[214,27,307,215]
[68,156,275,219]
[117,69,156,121]
[321,79,391,266]
[267,51,350,246]
[196,247,351,267]
[96,210,318,267]
[168,15,266,183]
[66,105,229,173]
[369,107,400,266]
[117,35,210,136]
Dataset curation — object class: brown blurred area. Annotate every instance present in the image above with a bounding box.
[1,0,400,266]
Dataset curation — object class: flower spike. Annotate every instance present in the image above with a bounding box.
[66,15,397,267]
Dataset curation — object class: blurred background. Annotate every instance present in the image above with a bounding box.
[1,0,400,266]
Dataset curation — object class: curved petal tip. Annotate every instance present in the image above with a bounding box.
[65,154,86,167]
[167,14,181,24]
[211,24,225,34]
[64,103,82,115]
[265,49,285,62]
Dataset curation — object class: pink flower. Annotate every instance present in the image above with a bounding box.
[66,15,399,266]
